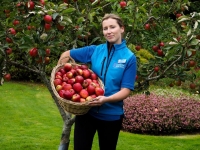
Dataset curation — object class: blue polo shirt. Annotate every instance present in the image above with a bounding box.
[70,40,137,120]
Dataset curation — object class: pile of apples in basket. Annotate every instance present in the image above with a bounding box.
[53,63,104,102]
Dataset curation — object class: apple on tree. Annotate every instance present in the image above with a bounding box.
[6,48,12,55]
[3,73,11,81]
[135,45,141,51]
[13,20,20,26]
[26,1,35,10]
[6,37,13,43]
[8,28,16,35]
[144,23,150,30]
[44,15,52,23]
[119,1,127,8]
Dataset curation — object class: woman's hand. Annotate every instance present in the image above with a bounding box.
[57,50,70,65]
[88,88,131,106]
[88,96,108,106]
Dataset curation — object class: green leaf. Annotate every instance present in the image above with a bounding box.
[171,26,177,34]
[52,13,59,20]
[89,37,100,45]
[62,8,76,14]
[190,38,199,45]
[77,17,85,24]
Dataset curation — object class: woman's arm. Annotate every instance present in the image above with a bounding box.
[88,88,131,106]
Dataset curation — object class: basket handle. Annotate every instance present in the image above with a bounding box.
[59,56,75,65]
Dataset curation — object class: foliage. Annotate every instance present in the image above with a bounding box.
[0,0,199,93]
[122,93,200,135]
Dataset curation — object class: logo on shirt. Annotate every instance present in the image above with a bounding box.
[113,59,126,68]
[118,59,126,63]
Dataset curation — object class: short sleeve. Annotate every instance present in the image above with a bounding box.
[121,55,137,90]
[70,45,96,63]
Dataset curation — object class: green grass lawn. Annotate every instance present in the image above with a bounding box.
[0,81,200,150]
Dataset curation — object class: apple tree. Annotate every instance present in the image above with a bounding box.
[0,0,200,149]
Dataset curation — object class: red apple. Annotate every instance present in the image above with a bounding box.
[159,42,165,47]
[61,82,67,87]
[86,78,92,85]
[63,90,74,99]
[57,24,65,31]
[44,15,52,23]
[188,60,196,67]
[44,23,51,31]
[62,74,69,82]
[176,13,182,18]
[73,83,83,93]
[67,78,75,85]
[80,64,89,70]
[152,45,159,52]
[59,68,66,75]
[76,68,83,76]
[154,66,159,72]
[55,74,62,80]
[56,85,63,92]
[59,90,65,98]
[79,89,89,98]
[6,48,12,55]
[40,0,45,6]
[70,88,75,95]
[92,80,98,83]
[75,75,84,84]
[82,69,91,78]
[87,83,96,95]
[45,49,50,56]
[90,72,98,80]
[13,20,20,26]
[119,1,126,8]
[82,80,89,88]
[86,96,93,101]
[135,45,141,51]
[8,28,16,35]
[26,1,35,10]
[54,78,62,86]
[80,98,86,103]
[55,71,62,77]
[144,24,150,30]
[63,84,72,91]
[66,71,73,79]
[29,48,38,57]
[3,73,11,81]
[95,87,104,96]
[72,94,81,102]
[190,83,196,89]
[45,57,50,64]
[70,68,76,75]
[6,37,13,43]
[64,63,72,71]
[157,49,164,56]
[90,94,97,98]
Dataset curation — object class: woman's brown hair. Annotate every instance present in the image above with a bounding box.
[101,13,124,28]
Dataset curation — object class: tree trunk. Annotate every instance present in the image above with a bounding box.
[40,72,75,150]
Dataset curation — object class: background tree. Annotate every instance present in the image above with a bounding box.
[0,0,199,149]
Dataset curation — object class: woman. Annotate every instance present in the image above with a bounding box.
[58,13,137,150]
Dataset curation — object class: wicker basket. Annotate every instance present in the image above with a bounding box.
[50,56,104,115]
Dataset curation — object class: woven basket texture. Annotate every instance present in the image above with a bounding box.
[51,58,104,115]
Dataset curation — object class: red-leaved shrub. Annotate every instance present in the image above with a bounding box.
[122,93,200,135]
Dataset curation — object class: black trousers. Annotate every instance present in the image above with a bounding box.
[74,113,123,150]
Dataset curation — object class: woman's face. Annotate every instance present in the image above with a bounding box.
[102,18,124,44]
